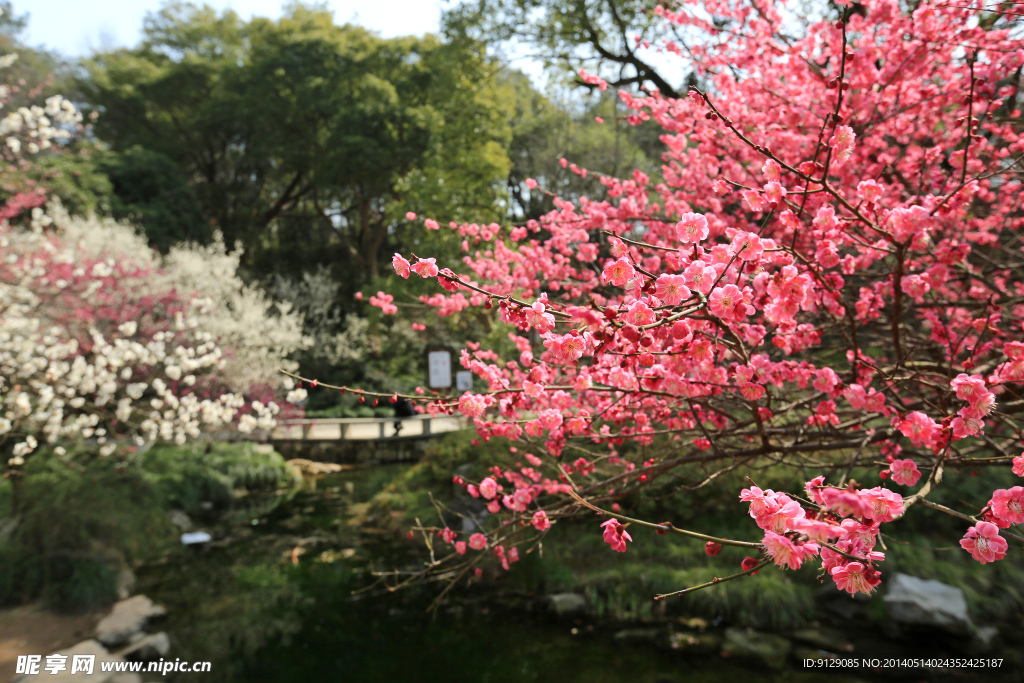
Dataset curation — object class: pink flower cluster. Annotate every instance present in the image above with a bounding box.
[739,480,900,594]
[949,373,996,440]
[368,291,397,315]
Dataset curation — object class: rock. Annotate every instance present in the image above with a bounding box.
[883,573,971,634]
[721,627,791,670]
[971,625,999,652]
[678,617,709,631]
[0,516,18,542]
[11,640,123,683]
[118,632,171,662]
[95,595,167,648]
[546,592,587,617]
[668,630,721,655]
[613,628,666,647]
[443,491,488,533]
[125,631,147,645]
[286,459,346,490]
[790,627,854,653]
[168,510,192,530]
[116,568,136,601]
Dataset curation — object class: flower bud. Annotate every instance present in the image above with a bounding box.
[705,541,722,556]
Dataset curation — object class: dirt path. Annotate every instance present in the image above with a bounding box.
[0,604,105,681]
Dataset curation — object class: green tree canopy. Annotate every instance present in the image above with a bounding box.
[444,0,687,96]
[80,1,514,288]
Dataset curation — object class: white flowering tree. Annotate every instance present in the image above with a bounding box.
[0,202,313,510]
[0,37,311,511]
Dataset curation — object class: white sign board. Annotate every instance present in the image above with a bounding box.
[455,370,473,392]
[427,350,452,389]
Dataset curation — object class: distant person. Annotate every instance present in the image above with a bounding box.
[393,396,416,435]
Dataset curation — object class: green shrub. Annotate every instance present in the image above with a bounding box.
[142,442,294,515]
[0,441,293,612]
[0,453,168,612]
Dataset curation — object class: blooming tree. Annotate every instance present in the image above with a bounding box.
[293,0,1024,598]
[0,204,313,505]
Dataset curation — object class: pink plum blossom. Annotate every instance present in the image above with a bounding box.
[676,212,709,243]
[655,274,690,305]
[392,253,411,278]
[990,487,1024,524]
[601,518,632,552]
[830,561,881,595]
[763,530,820,570]
[889,459,921,487]
[602,258,635,287]
[532,510,551,531]
[960,522,1008,564]
[411,258,439,278]
[468,533,487,551]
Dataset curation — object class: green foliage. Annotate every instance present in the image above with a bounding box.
[142,441,295,515]
[368,432,507,525]
[99,145,209,251]
[501,71,663,221]
[444,0,689,96]
[79,2,514,290]
[364,434,1024,629]
[0,452,169,612]
[19,144,115,216]
[0,441,293,612]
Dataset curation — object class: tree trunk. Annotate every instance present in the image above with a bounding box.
[5,468,24,517]
[358,198,383,282]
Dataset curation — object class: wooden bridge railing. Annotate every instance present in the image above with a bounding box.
[270,414,468,442]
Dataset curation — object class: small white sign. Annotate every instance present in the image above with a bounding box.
[427,350,452,389]
[455,370,473,392]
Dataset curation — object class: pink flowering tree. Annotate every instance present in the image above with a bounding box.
[291,0,1024,599]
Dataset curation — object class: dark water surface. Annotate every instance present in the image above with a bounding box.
[133,466,865,683]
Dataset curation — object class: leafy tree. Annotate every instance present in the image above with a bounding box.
[444,0,687,96]
[501,70,661,221]
[80,2,514,289]
[99,146,208,252]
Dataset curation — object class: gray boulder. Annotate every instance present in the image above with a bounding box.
[883,573,971,634]
[721,627,792,670]
[546,592,587,617]
[116,569,135,601]
[972,625,1000,652]
[168,510,192,530]
[95,595,167,647]
[118,632,171,662]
